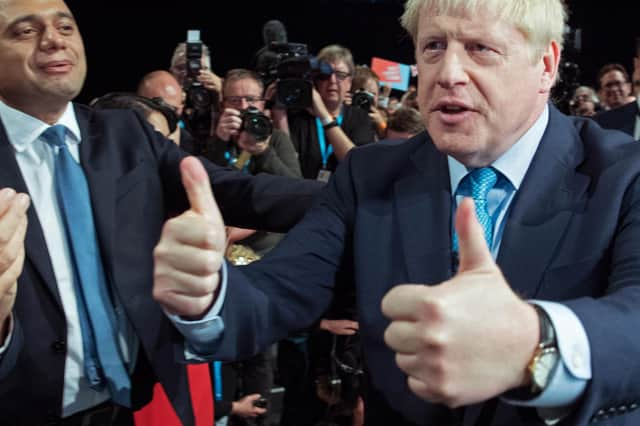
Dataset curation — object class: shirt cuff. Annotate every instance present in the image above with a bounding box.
[0,314,14,355]
[166,261,228,355]
[504,301,591,408]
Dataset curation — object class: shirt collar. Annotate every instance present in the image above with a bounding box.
[448,104,549,194]
[0,100,82,154]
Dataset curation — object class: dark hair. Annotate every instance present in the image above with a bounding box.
[90,92,178,133]
[597,63,630,87]
[388,107,425,135]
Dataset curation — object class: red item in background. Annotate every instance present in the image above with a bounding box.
[134,363,213,426]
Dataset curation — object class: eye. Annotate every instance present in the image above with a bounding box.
[13,26,38,39]
[423,40,447,52]
[466,43,496,55]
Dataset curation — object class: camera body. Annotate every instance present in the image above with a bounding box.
[259,42,332,109]
[182,30,214,145]
[352,89,375,112]
[239,106,273,141]
[252,396,268,409]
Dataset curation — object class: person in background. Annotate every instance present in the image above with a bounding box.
[597,63,635,110]
[351,65,388,140]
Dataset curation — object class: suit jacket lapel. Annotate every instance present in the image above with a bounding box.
[394,136,453,285]
[0,117,62,308]
[497,106,590,299]
[75,106,118,291]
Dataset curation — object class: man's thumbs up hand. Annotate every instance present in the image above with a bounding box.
[382,198,539,407]
[153,157,227,318]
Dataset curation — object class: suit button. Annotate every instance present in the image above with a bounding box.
[51,339,66,353]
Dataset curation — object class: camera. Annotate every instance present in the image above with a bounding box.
[352,89,375,112]
[252,396,268,409]
[181,30,214,145]
[240,106,273,141]
[258,42,333,109]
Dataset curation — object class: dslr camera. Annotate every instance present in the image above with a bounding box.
[258,42,333,109]
[240,106,273,141]
[352,89,375,112]
[182,30,214,143]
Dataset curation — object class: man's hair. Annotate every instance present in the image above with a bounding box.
[317,45,355,76]
[221,69,264,97]
[400,0,567,60]
[388,107,425,134]
[170,42,211,69]
[90,92,178,133]
[636,37,640,58]
[352,66,380,92]
[597,63,630,87]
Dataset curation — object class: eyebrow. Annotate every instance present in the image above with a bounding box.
[8,11,75,28]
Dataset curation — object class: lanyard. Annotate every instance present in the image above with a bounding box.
[213,361,223,401]
[224,150,251,173]
[315,113,343,169]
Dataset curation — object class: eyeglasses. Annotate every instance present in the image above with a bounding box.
[317,70,352,82]
[224,95,265,106]
[603,80,629,90]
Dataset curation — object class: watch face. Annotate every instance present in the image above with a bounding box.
[533,349,559,388]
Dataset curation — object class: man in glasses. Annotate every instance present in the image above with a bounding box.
[595,61,640,139]
[274,44,375,181]
[212,69,301,180]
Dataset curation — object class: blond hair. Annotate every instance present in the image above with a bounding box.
[401,0,567,59]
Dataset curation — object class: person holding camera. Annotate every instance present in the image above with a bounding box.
[211,69,301,180]
[351,65,388,140]
[274,44,375,181]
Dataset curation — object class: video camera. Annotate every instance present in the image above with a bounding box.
[258,42,333,109]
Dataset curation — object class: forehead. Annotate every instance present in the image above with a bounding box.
[0,0,72,25]
[329,60,350,72]
[601,70,626,82]
[224,78,261,94]
[418,6,511,39]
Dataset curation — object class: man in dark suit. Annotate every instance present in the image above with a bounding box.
[593,98,639,139]
[0,1,321,425]
[154,0,640,425]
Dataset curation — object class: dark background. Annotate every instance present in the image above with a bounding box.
[65,0,638,104]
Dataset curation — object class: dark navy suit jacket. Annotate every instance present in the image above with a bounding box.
[0,104,322,425]
[594,100,638,138]
[210,105,640,425]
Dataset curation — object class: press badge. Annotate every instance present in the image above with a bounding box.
[317,169,332,183]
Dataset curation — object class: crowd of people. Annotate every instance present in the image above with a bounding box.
[2,0,640,426]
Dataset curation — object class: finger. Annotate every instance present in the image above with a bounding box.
[455,197,494,273]
[0,188,17,216]
[0,215,28,273]
[384,320,423,353]
[0,194,30,250]
[180,157,222,223]
[155,241,223,278]
[381,284,428,321]
[162,212,224,251]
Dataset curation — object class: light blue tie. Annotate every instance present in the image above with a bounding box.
[42,125,131,407]
[453,167,498,253]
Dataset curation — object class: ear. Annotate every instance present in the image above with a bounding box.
[539,40,561,94]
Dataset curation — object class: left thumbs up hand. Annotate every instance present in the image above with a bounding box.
[381,198,540,407]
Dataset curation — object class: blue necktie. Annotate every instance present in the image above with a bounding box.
[453,167,498,253]
[42,125,131,407]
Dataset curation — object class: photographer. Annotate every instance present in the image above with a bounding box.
[211,69,301,180]
[351,65,388,140]
[274,44,375,181]
[170,40,223,151]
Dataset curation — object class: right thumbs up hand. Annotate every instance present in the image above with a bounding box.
[153,157,226,319]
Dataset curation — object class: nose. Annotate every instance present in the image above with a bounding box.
[436,46,469,89]
[40,25,65,51]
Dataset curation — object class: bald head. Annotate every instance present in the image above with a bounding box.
[137,70,184,115]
